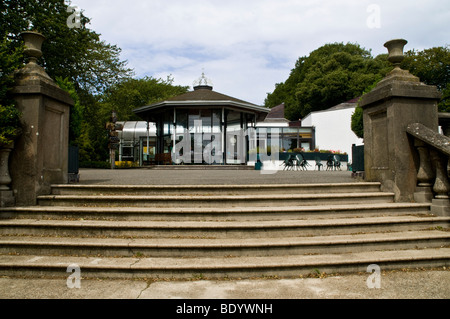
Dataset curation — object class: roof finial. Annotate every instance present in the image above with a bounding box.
[193,70,213,90]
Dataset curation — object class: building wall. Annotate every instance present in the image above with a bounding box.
[302,106,363,162]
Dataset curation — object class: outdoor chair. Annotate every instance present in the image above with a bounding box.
[281,154,296,171]
[326,156,335,171]
[295,153,309,171]
[333,155,341,171]
[315,157,323,171]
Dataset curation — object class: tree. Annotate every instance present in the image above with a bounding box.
[402,46,450,112]
[55,77,83,145]
[351,46,450,139]
[1,0,134,161]
[0,36,23,146]
[265,43,391,121]
[0,0,134,96]
[74,76,189,163]
[100,76,189,122]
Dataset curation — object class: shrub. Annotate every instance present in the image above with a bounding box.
[0,104,22,147]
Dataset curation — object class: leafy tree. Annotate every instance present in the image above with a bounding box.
[265,43,391,121]
[0,36,23,146]
[0,0,134,95]
[55,77,83,145]
[350,106,364,139]
[0,0,134,160]
[351,46,450,139]
[402,46,450,112]
[100,76,190,122]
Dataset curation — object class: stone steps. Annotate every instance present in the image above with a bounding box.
[37,192,395,208]
[49,182,382,196]
[1,203,432,221]
[1,216,448,238]
[1,230,449,258]
[0,182,449,279]
[1,248,449,279]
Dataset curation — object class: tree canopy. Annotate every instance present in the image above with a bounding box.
[0,0,190,162]
[265,42,391,121]
[0,0,134,95]
[402,46,450,112]
[350,45,450,139]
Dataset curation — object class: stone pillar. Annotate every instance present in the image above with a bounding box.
[359,39,441,202]
[9,32,73,206]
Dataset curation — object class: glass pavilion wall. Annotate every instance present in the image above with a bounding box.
[169,108,256,165]
[117,119,315,166]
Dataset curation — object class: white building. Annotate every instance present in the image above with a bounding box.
[301,98,363,162]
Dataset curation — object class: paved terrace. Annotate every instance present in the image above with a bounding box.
[77,168,359,186]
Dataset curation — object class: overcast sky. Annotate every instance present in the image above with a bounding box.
[72,0,449,105]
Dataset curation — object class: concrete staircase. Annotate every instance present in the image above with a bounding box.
[0,182,449,279]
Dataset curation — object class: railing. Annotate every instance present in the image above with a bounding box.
[406,122,450,204]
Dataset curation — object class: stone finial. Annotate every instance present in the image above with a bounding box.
[15,31,53,84]
[377,38,419,84]
[384,39,408,68]
[21,31,46,64]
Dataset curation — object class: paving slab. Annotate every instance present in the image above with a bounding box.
[0,269,448,299]
[76,168,358,185]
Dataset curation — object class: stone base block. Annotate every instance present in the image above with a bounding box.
[431,198,450,216]
[414,186,434,203]
[0,190,15,208]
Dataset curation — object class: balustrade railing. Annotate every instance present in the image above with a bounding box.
[407,122,450,215]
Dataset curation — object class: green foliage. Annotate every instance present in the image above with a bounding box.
[0,104,22,147]
[402,46,450,112]
[0,37,24,104]
[0,1,189,162]
[1,0,134,95]
[101,76,189,122]
[350,46,450,138]
[0,36,23,147]
[265,43,391,121]
[79,160,110,169]
[55,77,83,145]
[351,106,364,139]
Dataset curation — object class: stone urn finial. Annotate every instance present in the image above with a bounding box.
[21,31,46,64]
[377,38,419,84]
[384,39,407,68]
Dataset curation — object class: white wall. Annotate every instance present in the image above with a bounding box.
[302,106,363,162]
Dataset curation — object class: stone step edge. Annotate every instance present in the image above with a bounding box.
[1,230,448,248]
[1,248,449,271]
[1,216,447,230]
[50,182,382,190]
[0,202,429,214]
[37,192,394,201]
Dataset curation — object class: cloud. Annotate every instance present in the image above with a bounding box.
[74,0,449,105]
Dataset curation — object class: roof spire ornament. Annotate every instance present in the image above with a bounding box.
[193,70,213,90]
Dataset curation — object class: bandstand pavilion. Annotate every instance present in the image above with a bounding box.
[127,74,316,166]
[133,74,271,165]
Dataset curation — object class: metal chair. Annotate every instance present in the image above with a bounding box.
[281,154,296,171]
[326,155,335,171]
[315,157,323,171]
[333,155,341,171]
[295,153,309,171]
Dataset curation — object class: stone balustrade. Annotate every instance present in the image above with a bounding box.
[407,123,450,216]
